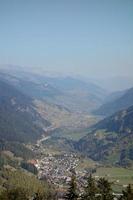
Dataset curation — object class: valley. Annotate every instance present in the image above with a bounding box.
[0,1,133,198]
[27,129,133,195]
[0,67,133,198]
[29,133,98,193]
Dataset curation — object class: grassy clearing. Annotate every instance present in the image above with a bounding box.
[93,167,133,192]
[34,100,97,130]
[53,128,89,141]
[76,157,96,170]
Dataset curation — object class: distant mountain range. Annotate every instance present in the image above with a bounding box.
[0,66,107,113]
[94,87,133,116]
[1,65,133,168]
[77,105,133,166]
[0,68,103,144]
[94,76,133,91]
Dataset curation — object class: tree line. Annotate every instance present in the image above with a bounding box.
[64,174,133,200]
[0,174,133,200]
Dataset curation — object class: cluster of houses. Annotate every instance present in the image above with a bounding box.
[29,137,128,200]
[34,153,82,186]
[29,137,97,190]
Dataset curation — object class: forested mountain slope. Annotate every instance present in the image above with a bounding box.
[94,87,133,116]
[0,79,50,143]
[77,105,133,166]
[0,69,107,113]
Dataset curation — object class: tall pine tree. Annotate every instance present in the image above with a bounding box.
[64,174,78,200]
[119,184,133,200]
[81,174,97,200]
[97,178,114,200]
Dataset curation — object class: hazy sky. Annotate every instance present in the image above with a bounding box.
[0,0,133,77]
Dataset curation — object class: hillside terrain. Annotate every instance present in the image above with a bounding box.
[77,105,133,166]
[0,67,107,113]
[34,99,97,132]
[103,89,126,104]
[1,66,133,198]
[0,79,50,143]
[0,69,100,140]
[1,68,133,169]
[94,87,133,116]
[0,149,56,199]
[0,71,98,135]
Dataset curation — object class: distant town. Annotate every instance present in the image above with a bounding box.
[30,136,89,190]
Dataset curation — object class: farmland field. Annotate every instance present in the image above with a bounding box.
[93,167,133,192]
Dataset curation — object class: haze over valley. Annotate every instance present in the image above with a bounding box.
[0,65,133,198]
[0,0,133,199]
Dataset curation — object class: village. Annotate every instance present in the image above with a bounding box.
[28,135,92,190]
[36,153,80,185]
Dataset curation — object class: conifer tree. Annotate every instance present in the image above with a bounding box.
[33,192,42,200]
[64,174,78,200]
[97,178,114,200]
[119,184,133,200]
[81,174,97,200]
